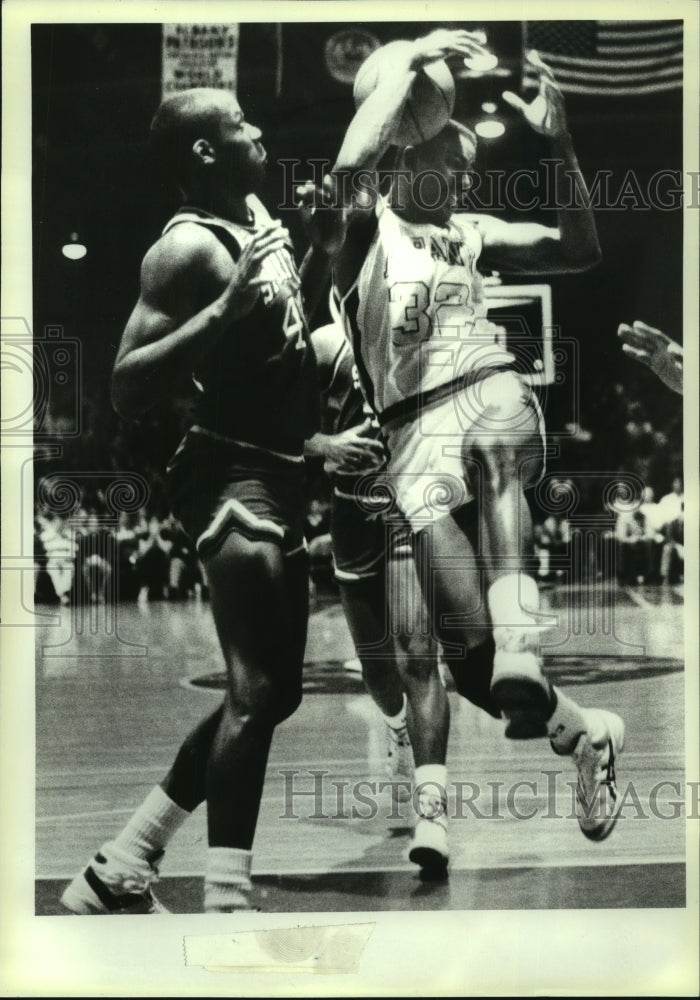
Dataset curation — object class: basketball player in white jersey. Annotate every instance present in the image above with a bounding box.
[300,29,625,859]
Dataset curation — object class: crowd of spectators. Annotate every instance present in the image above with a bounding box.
[34,506,206,606]
[533,475,684,587]
[33,369,683,605]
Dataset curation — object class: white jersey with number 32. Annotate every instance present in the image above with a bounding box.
[339,199,512,424]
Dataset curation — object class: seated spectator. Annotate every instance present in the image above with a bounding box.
[79,511,115,604]
[614,482,677,586]
[160,514,203,600]
[135,515,172,602]
[534,512,570,583]
[39,514,77,605]
[115,511,141,600]
[34,515,54,603]
[638,487,665,584]
[614,503,646,586]
[658,477,684,584]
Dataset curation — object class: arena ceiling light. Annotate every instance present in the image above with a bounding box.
[62,233,87,260]
[464,52,499,73]
[475,119,506,139]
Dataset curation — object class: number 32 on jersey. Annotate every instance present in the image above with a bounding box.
[389,280,475,346]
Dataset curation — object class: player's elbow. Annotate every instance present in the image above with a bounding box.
[557,241,602,273]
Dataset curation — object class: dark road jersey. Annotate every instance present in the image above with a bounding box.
[162,199,319,456]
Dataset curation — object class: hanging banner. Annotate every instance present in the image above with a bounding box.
[162,24,240,97]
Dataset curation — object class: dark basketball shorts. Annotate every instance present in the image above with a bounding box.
[166,427,307,561]
[330,472,414,583]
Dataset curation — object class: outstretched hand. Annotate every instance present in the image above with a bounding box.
[296,174,348,256]
[617,320,683,394]
[228,222,290,318]
[412,28,492,67]
[502,51,569,139]
[326,417,386,473]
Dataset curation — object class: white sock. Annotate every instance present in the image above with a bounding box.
[487,573,556,651]
[204,847,253,912]
[383,692,407,729]
[488,572,540,626]
[547,688,589,755]
[112,785,190,860]
[415,764,448,824]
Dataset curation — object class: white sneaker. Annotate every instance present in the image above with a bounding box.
[408,789,448,872]
[61,843,168,914]
[386,722,414,803]
[572,710,625,841]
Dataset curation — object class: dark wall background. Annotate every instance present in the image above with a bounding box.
[31,21,683,474]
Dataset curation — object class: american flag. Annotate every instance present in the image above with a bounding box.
[523,20,683,96]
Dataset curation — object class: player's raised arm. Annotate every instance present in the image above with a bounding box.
[334,30,487,177]
[296,174,336,317]
[111,221,288,419]
[300,31,491,279]
[476,52,601,275]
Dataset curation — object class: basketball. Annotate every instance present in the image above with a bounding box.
[353,41,455,147]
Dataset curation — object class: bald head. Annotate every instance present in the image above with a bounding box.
[149,87,269,201]
[150,88,240,184]
[152,88,241,140]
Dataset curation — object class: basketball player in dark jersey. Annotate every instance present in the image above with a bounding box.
[62,88,321,914]
[307,319,457,866]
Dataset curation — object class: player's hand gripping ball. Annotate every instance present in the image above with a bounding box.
[353,41,455,147]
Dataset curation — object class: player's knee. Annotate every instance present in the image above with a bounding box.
[252,672,302,725]
[210,534,283,589]
[229,672,301,727]
[396,636,439,684]
[230,671,275,719]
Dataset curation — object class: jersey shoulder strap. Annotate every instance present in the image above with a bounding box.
[247,193,272,223]
[161,208,250,261]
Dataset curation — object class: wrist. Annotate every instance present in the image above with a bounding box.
[306,433,333,459]
[409,40,425,69]
[216,282,240,317]
[371,38,417,73]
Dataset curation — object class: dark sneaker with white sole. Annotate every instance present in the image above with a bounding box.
[60,843,168,914]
